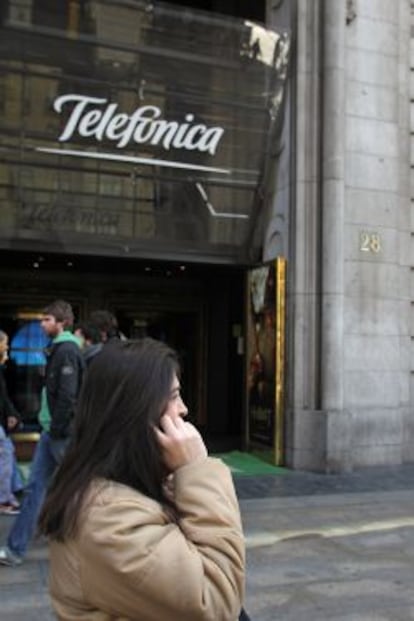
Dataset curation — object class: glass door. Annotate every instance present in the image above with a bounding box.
[0,309,48,430]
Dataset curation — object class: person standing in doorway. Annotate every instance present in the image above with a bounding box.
[0,330,23,514]
[0,300,84,566]
[89,309,121,343]
[73,320,103,367]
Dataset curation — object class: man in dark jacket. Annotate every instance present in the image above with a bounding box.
[74,320,103,367]
[0,300,84,566]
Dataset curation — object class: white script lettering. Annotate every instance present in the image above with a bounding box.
[54,94,224,156]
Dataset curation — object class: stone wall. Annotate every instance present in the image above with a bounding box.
[267,0,411,471]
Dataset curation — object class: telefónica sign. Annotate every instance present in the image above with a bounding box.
[36,93,230,175]
[52,94,225,155]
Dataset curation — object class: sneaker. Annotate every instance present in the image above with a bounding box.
[0,546,23,567]
[0,504,20,515]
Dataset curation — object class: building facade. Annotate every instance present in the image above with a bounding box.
[268,0,412,471]
[1,0,413,472]
[0,0,290,454]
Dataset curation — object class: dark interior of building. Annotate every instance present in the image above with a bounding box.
[0,250,246,452]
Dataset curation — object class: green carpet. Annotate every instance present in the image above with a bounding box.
[212,450,288,476]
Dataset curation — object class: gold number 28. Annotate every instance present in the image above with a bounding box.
[360,232,381,254]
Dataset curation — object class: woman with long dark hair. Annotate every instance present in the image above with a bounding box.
[39,338,245,621]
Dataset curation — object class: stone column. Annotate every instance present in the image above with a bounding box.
[274,0,325,471]
[320,0,351,471]
[398,0,411,461]
[320,0,345,407]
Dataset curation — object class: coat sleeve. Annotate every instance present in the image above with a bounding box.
[79,459,245,621]
[0,370,20,429]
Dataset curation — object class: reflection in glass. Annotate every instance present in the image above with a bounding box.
[0,1,290,262]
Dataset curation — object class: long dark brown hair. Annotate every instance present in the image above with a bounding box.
[39,338,180,541]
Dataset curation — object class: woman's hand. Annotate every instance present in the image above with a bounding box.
[7,416,19,431]
[154,414,208,473]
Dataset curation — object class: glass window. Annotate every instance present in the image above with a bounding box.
[0,0,290,262]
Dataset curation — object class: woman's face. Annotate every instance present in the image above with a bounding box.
[163,373,188,421]
[0,336,9,364]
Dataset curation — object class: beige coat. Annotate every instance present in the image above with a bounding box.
[49,458,245,621]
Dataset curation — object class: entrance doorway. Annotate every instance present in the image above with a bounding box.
[0,251,246,450]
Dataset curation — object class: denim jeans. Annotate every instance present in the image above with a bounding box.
[0,425,15,505]
[10,447,24,493]
[7,431,69,558]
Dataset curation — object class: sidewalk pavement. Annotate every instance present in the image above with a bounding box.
[235,462,414,546]
[234,462,414,500]
[1,463,414,619]
[237,465,414,621]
